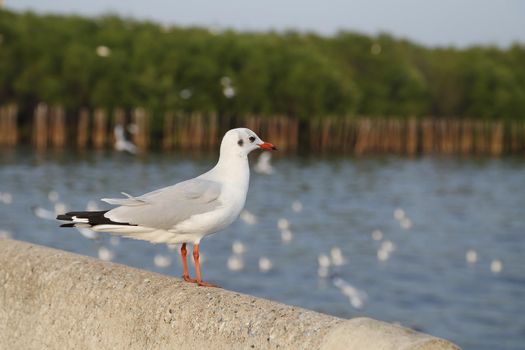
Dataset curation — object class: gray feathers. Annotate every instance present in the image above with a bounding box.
[103,178,222,230]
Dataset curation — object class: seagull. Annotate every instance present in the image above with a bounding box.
[254,152,274,175]
[114,124,138,154]
[57,128,276,287]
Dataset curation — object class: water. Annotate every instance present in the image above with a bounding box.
[1,148,524,349]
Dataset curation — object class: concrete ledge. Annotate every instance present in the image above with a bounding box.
[0,239,460,349]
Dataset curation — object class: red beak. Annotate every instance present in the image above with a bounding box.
[258,142,277,151]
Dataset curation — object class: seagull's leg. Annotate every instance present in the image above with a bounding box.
[193,244,219,288]
[181,243,196,283]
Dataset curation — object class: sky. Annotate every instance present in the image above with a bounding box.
[6,0,525,48]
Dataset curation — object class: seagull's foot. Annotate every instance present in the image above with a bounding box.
[197,280,220,288]
[182,274,197,283]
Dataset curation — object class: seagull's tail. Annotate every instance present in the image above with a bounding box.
[57,210,134,228]
[57,210,164,243]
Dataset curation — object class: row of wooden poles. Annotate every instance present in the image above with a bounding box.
[29,105,150,150]
[0,104,524,155]
[310,117,525,155]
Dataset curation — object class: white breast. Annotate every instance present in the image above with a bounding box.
[168,147,251,244]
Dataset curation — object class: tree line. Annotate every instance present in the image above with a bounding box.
[1,9,524,122]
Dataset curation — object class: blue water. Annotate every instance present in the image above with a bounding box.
[1,148,524,349]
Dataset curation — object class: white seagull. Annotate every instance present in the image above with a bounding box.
[254,152,274,175]
[57,128,276,287]
[114,124,138,154]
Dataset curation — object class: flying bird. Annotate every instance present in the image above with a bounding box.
[254,152,274,175]
[57,128,276,287]
[114,124,138,154]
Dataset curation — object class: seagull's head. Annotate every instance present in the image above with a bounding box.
[221,128,277,158]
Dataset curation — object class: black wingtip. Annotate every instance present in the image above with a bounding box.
[56,210,134,227]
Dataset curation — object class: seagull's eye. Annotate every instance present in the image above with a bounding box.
[237,139,244,146]
[249,136,256,143]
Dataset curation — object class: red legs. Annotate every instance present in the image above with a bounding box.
[180,243,218,287]
[180,243,196,283]
[192,244,219,288]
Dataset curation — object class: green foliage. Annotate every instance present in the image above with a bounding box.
[0,9,524,119]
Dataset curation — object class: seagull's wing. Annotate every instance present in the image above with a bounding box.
[103,178,222,230]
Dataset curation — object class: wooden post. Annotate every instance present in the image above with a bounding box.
[406,118,418,155]
[77,108,89,149]
[188,112,203,150]
[420,119,432,154]
[173,112,185,150]
[7,104,18,146]
[208,112,218,150]
[92,108,107,149]
[162,112,174,151]
[460,120,472,155]
[132,107,149,150]
[0,104,18,146]
[112,108,126,146]
[33,104,48,150]
[491,121,503,156]
[354,118,371,156]
[49,106,66,148]
[113,108,126,127]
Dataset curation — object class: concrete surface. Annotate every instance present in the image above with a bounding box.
[0,238,460,349]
